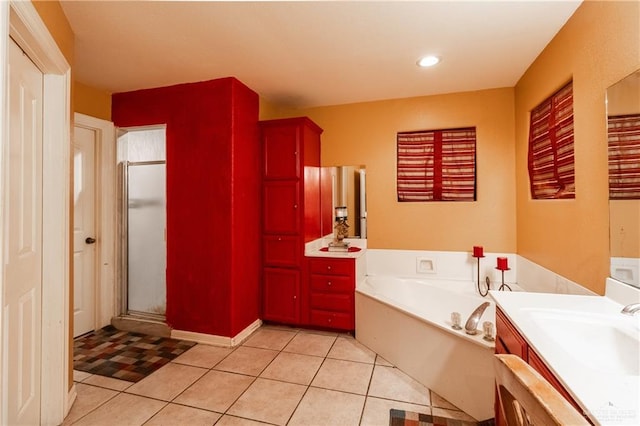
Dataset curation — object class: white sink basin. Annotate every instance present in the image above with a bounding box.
[524,308,640,376]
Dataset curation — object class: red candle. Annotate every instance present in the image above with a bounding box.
[473,246,484,257]
[497,257,509,270]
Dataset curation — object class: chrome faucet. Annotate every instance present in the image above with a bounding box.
[621,303,640,315]
[465,301,490,335]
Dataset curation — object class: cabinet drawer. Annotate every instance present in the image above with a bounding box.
[310,310,353,330]
[310,274,353,293]
[310,293,352,312]
[264,236,299,267]
[496,309,528,361]
[308,258,353,276]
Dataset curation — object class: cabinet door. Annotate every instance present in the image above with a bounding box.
[264,236,299,267]
[263,125,300,179]
[263,268,300,324]
[264,181,300,234]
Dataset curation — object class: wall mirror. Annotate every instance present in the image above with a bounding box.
[321,166,367,238]
[607,69,640,288]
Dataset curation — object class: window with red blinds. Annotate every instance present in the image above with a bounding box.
[528,81,575,199]
[608,114,640,200]
[397,127,476,202]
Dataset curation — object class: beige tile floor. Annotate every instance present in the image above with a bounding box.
[65,326,477,426]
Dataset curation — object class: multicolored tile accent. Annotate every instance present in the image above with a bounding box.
[74,326,196,382]
[389,409,495,426]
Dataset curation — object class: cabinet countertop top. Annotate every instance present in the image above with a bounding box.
[490,290,640,426]
[305,237,367,259]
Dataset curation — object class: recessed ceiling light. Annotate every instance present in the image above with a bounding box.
[417,55,440,67]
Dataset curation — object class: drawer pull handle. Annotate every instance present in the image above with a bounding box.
[327,266,332,270]
[328,318,332,323]
[327,281,332,286]
[293,204,298,209]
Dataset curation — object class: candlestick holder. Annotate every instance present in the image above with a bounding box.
[472,250,488,297]
[495,267,512,291]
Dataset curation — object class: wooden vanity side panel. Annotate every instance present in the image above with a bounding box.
[496,308,528,361]
[527,348,586,417]
[494,308,594,426]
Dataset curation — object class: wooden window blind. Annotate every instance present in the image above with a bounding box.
[397,127,476,202]
[527,81,575,199]
[608,114,640,200]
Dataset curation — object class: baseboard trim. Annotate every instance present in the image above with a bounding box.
[231,319,263,346]
[171,319,262,347]
[65,383,77,418]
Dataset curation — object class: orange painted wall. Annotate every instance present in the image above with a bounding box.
[264,88,517,253]
[514,0,640,294]
[32,1,73,64]
[34,1,113,120]
[74,81,112,121]
[610,200,640,258]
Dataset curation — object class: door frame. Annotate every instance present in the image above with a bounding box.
[1,1,72,424]
[74,113,116,332]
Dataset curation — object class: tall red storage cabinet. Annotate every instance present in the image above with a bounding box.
[260,117,323,325]
[112,77,260,338]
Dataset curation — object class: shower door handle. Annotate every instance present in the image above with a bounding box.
[85,237,96,244]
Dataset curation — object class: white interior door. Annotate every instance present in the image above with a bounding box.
[73,126,96,337]
[3,37,43,426]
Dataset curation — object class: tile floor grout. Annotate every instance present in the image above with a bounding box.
[68,326,475,425]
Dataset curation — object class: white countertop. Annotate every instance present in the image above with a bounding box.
[490,290,640,426]
[304,237,367,259]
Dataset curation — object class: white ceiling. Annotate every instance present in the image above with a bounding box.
[60,1,582,109]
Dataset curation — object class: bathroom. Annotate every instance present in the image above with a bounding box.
[3,0,638,424]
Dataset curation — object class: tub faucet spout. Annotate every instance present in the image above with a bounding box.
[621,303,640,315]
[465,302,490,335]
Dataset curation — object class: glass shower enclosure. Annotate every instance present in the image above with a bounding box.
[118,127,167,321]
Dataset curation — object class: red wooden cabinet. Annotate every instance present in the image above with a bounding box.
[263,181,300,235]
[496,309,528,360]
[260,117,322,326]
[263,236,299,268]
[307,257,356,331]
[263,124,300,179]
[263,268,300,324]
[495,308,589,423]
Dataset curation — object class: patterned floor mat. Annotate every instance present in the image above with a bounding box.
[73,325,196,382]
[389,409,495,426]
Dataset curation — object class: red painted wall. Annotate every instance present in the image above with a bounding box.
[112,77,260,337]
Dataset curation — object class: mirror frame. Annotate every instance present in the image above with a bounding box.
[606,69,640,288]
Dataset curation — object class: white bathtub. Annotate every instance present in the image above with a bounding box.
[355,276,497,421]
